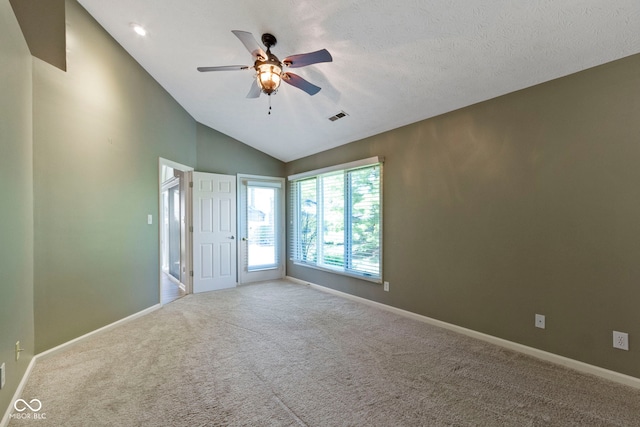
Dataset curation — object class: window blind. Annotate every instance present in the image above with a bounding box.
[289,158,382,282]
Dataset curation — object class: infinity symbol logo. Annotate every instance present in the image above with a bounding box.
[14,399,42,412]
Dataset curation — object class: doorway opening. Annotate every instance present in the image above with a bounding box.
[159,158,193,304]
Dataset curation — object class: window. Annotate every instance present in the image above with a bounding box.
[289,157,383,282]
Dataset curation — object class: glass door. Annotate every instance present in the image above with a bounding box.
[238,175,285,283]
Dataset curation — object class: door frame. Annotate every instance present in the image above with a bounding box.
[237,174,286,284]
[158,158,194,302]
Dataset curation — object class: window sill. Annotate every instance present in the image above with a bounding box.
[291,260,382,284]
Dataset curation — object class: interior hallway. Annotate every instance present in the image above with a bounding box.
[160,272,186,305]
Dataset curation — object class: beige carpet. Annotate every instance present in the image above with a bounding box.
[9,281,640,426]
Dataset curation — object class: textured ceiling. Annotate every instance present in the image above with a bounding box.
[76,0,640,162]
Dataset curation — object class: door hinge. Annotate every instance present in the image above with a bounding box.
[189,181,193,188]
[189,226,193,232]
[190,271,194,277]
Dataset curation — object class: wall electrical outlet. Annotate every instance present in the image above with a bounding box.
[1,362,5,389]
[613,331,629,351]
[383,281,389,292]
[535,314,545,329]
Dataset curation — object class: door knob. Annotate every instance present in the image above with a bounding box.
[242,237,248,241]
[229,236,235,239]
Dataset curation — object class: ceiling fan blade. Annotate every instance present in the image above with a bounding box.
[197,65,249,72]
[231,30,267,60]
[283,49,332,68]
[282,72,321,96]
[246,79,261,98]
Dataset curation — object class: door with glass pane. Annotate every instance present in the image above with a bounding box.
[238,175,285,284]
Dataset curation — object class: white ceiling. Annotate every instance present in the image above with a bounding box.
[76,0,640,162]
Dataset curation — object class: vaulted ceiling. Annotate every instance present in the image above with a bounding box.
[77,0,640,162]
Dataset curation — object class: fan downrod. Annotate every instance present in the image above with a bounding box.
[261,33,277,50]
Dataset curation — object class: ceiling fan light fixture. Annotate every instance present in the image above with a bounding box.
[256,62,282,95]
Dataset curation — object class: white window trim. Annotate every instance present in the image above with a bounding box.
[289,156,384,283]
[287,156,384,181]
[292,260,383,284]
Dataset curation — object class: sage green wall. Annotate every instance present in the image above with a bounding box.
[0,0,35,414]
[196,123,284,177]
[286,54,640,378]
[32,0,197,353]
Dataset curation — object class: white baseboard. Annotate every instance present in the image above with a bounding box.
[0,358,35,427]
[36,304,161,361]
[1,303,161,427]
[286,276,640,390]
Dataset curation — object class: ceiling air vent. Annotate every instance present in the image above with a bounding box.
[328,111,349,122]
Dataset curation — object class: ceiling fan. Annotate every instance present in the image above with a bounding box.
[197,30,332,98]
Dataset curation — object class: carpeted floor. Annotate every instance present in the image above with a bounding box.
[9,281,640,426]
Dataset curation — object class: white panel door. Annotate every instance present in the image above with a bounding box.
[192,172,237,293]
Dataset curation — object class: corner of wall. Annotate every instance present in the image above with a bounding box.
[0,0,36,419]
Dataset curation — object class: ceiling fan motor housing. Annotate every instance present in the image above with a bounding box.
[251,33,282,94]
[261,33,277,49]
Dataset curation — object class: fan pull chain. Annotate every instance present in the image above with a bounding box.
[268,94,272,115]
